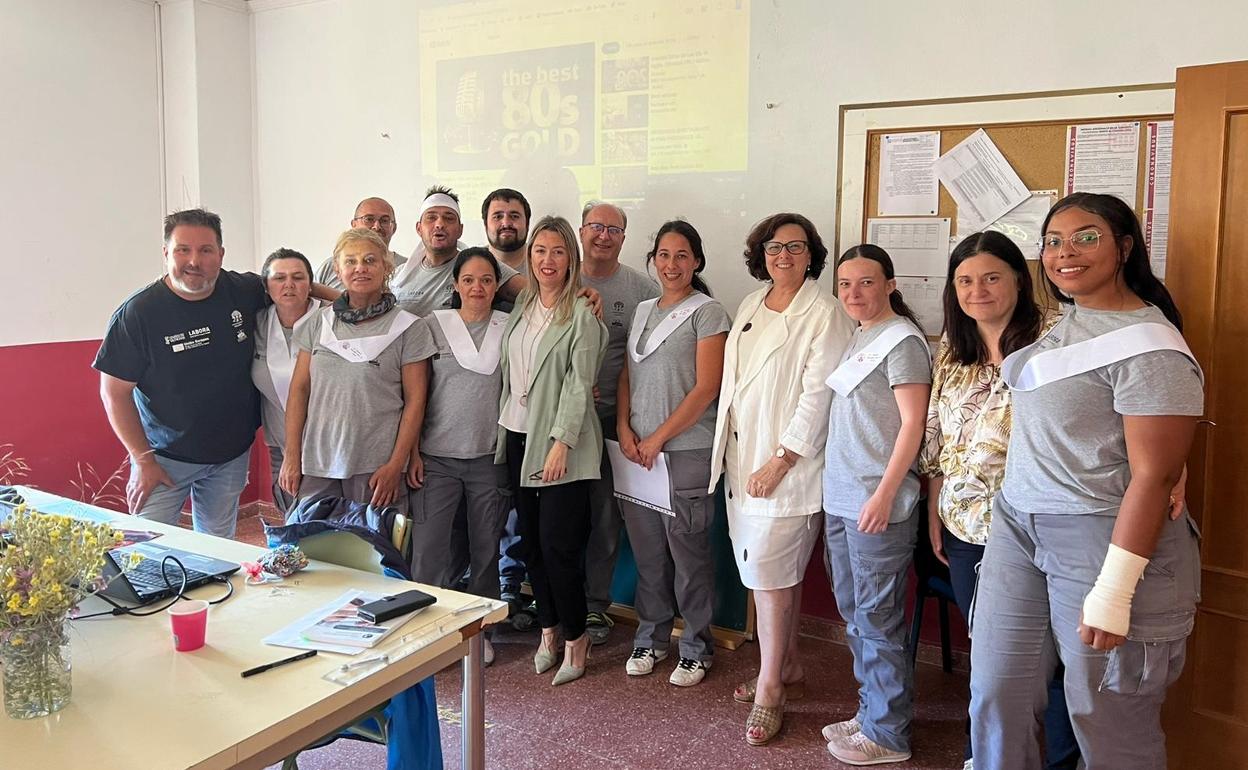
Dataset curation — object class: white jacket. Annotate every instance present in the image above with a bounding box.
[709,280,854,516]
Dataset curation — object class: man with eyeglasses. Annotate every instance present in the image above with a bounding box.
[315,197,404,291]
[578,200,660,644]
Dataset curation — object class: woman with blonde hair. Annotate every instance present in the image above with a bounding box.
[497,215,607,686]
[280,228,436,513]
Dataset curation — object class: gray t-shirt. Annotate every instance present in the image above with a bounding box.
[294,309,436,478]
[581,263,660,422]
[251,307,294,451]
[316,251,407,293]
[394,250,518,318]
[420,313,504,459]
[627,297,731,451]
[823,318,932,522]
[1002,304,1204,515]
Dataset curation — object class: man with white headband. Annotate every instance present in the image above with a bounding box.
[315,196,404,291]
[396,186,524,317]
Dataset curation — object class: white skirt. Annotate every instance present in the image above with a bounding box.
[726,507,821,590]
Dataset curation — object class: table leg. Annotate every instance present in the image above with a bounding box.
[462,632,485,770]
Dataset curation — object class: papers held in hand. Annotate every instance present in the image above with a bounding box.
[604,439,674,516]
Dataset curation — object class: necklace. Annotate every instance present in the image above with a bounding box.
[516,301,553,406]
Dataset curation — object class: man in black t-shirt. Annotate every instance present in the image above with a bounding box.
[94,209,268,537]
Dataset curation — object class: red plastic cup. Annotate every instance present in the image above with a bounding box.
[168,599,209,652]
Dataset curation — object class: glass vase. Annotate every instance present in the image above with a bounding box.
[1,618,71,719]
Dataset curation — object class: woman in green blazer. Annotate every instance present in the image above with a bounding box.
[496,214,608,686]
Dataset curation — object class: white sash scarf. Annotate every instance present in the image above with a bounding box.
[1002,321,1201,392]
[317,306,418,363]
[432,309,508,375]
[627,293,714,362]
[825,321,926,396]
[264,301,318,410]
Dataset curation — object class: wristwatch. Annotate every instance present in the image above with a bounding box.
[774,446,797,468]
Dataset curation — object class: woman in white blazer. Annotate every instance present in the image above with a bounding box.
[710,213,855,746]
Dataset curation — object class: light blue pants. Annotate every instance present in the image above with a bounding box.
[824,512,918,753]
[133,450,251,538]
[970,496,1200,770]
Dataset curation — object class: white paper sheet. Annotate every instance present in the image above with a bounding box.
[605,439,673,515]
[894,276,946,336]
[879,131,940,216]
[1064,121,1140,204]
[866,217,951,277]
[956,190,1057,255]
[935,129,1030,231]
[1144,120,1173,279]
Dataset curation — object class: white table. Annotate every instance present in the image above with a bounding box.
[0,489,505,769]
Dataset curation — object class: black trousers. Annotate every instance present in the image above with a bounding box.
[505,430,592,641]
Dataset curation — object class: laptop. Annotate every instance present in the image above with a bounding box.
[98,542,240,604]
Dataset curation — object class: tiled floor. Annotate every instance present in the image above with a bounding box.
[241,509,970,770]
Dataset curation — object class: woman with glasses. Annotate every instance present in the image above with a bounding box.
[279,228,435,514]
[819,245,931,766]
[919,231,1078,770]
[970,193,1202,770]
[710,213,855,745]
[497,215,607,686]
[615,220,729,687]
[252,248,318,513]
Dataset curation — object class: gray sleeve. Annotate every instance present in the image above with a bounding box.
[1109,350,1204,416]
[885,336,932,388]
[498,262,519,283]
[691,302,731,339]
[315,256,337,286]
[399,318,438,365]
[295,312,322,353]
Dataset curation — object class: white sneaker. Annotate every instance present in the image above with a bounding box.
[668,657,711,687]
[625,646,667,676]
[483,637,495,667]
[826,730,911,766]
[821,717,862,742]
[962,760,973,770]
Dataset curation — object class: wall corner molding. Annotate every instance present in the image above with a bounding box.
[247,0,332,13]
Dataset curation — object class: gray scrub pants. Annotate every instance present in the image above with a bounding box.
[620,448,716,662]
[585,423,622,614]
[298,473,409,515]
[267,445,294,515]
[970,495,1200,770]
[824,511,918,754]
[408,454,509,599]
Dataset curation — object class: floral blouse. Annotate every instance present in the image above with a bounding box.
[919,316,1059,545]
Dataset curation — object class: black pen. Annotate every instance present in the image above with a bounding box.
[241,649,318,678]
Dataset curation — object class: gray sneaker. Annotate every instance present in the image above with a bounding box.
[585,611,614,645]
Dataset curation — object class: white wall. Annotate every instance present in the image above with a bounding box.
[249,0,1248,314]
[0,0,163,347]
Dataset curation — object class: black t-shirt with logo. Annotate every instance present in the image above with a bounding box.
[94,271,268,464]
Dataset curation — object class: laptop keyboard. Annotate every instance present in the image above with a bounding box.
[116,553,212,592]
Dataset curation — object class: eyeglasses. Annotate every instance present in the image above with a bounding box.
[1039,229,1103,256]
[354,215,395,228]
[583,222,625,238]
[762,240,809,256]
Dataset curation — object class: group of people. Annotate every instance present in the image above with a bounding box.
[95,185,1202,770]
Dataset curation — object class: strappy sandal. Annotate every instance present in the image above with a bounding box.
[744,699,785,746]
[733,675,806,703]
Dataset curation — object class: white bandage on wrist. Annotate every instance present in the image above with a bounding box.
[1081,543,1149,636]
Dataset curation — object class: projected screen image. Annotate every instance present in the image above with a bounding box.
[418,0,749,210]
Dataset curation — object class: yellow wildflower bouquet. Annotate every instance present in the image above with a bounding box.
[1,504,123,719]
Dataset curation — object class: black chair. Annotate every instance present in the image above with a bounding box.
[908,514,957,673]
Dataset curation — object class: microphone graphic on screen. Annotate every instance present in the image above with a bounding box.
[451,70,488,156]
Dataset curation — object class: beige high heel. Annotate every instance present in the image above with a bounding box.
[552,634,591,686]
[534,631,560,674]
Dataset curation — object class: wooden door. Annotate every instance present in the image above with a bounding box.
[1163,59,1248,768]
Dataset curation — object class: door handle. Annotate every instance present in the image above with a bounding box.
[1198,419,1217,427]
